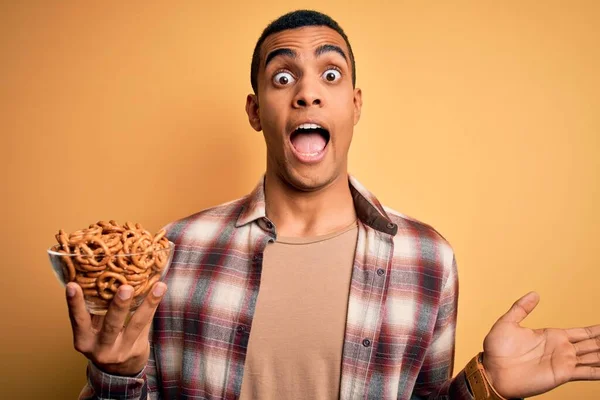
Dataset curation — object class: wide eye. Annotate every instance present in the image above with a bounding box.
[323,69,341,82]
[273,71,295,86]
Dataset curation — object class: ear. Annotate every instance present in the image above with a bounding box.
[353,88,363,125]
[246,94,262,131]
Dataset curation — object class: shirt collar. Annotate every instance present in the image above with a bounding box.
[235,175,398,236]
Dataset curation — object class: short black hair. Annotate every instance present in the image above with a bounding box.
[250,10,356,94]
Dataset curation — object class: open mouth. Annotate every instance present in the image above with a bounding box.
[289,123,331,157]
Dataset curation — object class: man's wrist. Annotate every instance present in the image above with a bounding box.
[464,352,508,400]
[93,361,146,378]
[480,352,498,389]
[89,360,146,379]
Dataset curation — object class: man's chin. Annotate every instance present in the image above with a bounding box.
[280,166,341,193]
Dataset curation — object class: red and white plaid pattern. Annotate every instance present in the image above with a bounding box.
[80,176,473,399]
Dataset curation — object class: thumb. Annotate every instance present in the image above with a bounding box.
[498,291,540,324]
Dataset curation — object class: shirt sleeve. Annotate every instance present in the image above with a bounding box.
[411,253,475,400]
[78,334,159,400]
[77,362,148,400]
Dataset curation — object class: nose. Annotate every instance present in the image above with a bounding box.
[292,79,323,108]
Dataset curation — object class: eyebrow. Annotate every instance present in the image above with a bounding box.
[265,48,297,68]
[264,44,349,69]
[315,44,348,63]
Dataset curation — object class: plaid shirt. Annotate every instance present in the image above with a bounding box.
[80,176,474,400]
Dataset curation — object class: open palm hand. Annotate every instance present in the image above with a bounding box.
[481,292,600,398]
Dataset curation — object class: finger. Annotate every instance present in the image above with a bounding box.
[566,324,600,343]
[97,285,134,346]
[574,336,600,355]
[66,283,94,351]
[577,352,600,366]
[572,366,600,380]
[122,282,167,344]
[498,291,540,324]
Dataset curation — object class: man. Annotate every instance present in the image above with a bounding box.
[68,10,599,399]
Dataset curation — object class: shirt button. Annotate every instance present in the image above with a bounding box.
[386,222,396,230]
[362,339,371,347]
[376,268,385,276]
[236,325,246,334]
[252,255,260,262]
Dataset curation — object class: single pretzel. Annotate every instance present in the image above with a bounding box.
[103,233,122,249]
[75,237,111,267]
[131,238,155,269]
[88,237,111,266]
[97,271,128,300]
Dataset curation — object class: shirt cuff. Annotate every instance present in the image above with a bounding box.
[86,361,146,399]
[449,369,475,399]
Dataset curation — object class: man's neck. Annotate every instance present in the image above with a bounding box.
[264,171,357,238]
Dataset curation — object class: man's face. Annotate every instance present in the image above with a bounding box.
[246,26,362,192]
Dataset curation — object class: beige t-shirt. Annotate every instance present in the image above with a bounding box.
[239,221,358,400]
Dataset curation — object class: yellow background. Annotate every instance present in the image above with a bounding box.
[2,1,598,398]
